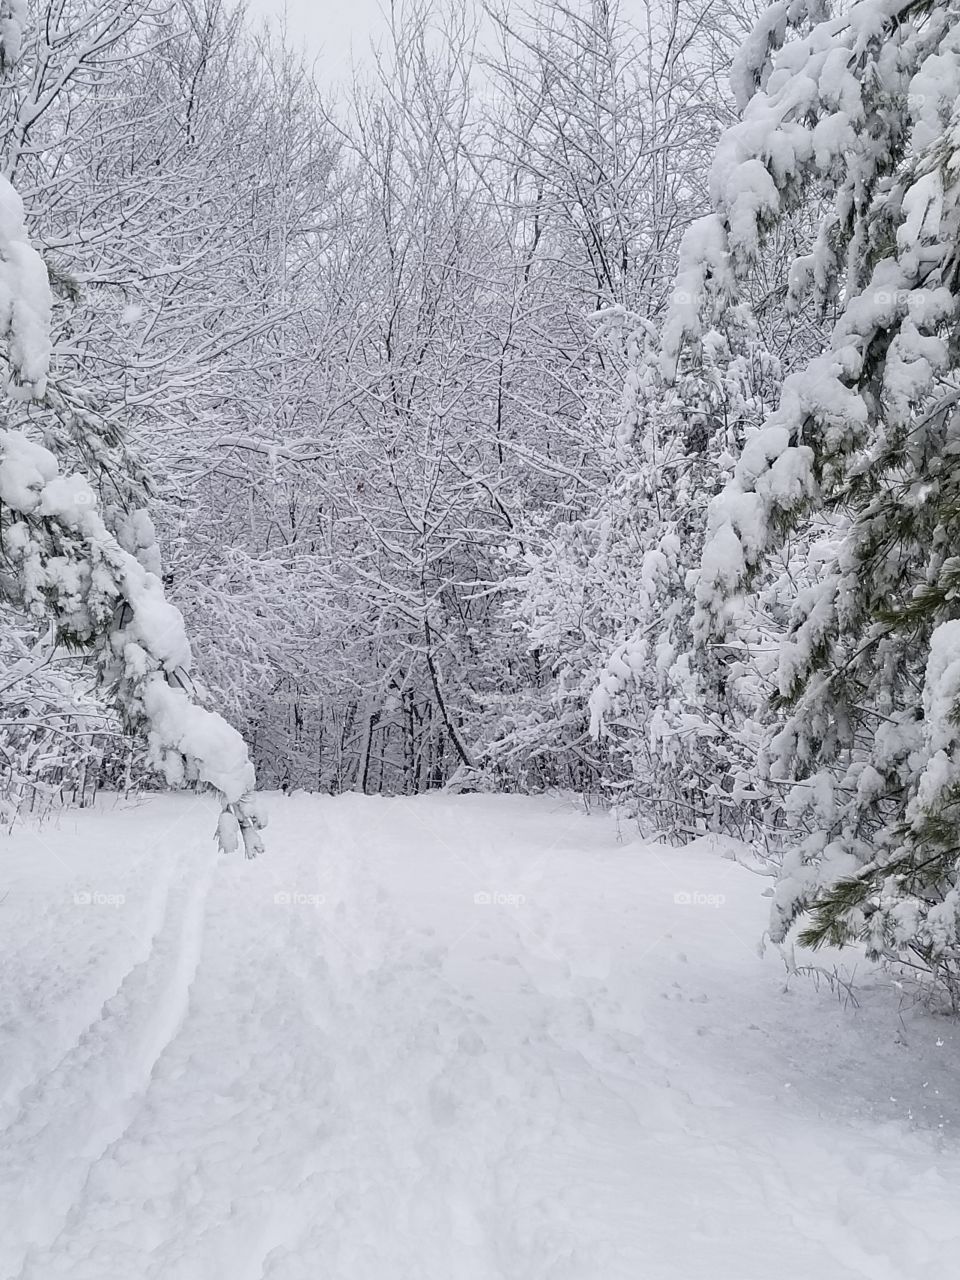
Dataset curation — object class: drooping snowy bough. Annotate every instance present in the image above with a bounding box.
[669,0,960,996]
[0,9,264,855]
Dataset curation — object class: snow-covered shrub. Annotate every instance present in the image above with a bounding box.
[587,307,782,837]
[495,302,784,836]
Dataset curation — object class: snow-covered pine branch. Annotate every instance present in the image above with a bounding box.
[675,0,960,997]
[0,2,263,854]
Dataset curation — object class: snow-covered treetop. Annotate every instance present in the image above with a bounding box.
[666,0,960,639]
[666,0,960,356]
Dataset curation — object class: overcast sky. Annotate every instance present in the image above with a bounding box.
[245,0,389,75]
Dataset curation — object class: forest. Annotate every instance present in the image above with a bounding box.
[4,0,960,1001]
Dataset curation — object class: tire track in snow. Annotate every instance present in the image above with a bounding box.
[11,828,333,1280]
[0,850,217,1280]
[0,849,181,1130]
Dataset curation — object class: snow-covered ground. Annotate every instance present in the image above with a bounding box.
[1,792,958,1279]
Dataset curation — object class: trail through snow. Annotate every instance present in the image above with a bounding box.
[1,793,959,1278]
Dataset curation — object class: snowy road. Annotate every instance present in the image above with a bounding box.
[1,793,959,1279]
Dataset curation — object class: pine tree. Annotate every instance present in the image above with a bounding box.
[678,0,960,998]
[0,6,264,854]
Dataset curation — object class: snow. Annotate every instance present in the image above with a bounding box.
[0,0,26,66]
[910,619,960,827]
[898,170,944,253]
[0,175,51,397]
[908,48,960,151]
[729,0,787,110]
[660,216,731,380]
[0,431,58,512]
[2,792,959,1279]
[140,675,256,802]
